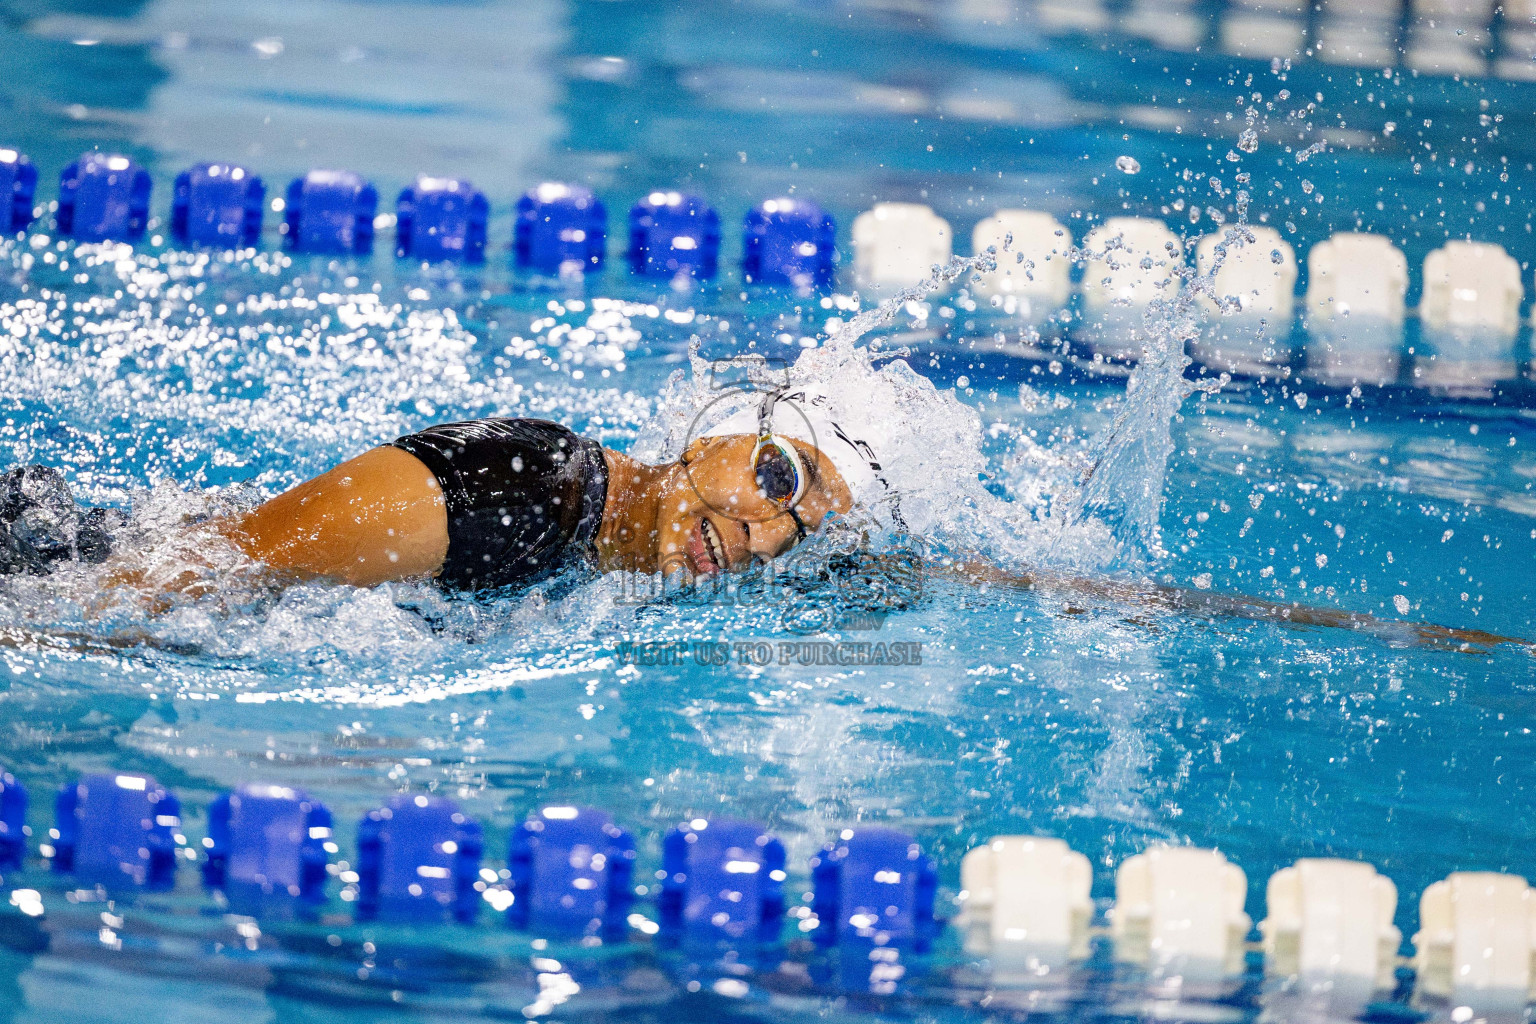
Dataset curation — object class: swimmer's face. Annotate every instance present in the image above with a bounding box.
[654,434,853,578]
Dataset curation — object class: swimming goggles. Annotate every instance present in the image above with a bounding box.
[750,433,810,538]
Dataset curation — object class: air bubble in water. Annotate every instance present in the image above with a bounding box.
[1237,128,1259,153]
[1115,155,1140,174]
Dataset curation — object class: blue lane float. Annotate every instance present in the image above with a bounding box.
[743,196,836,290]
[0,148,37,234]
[508,805,635,936]
[57,153,151,243]
[515,182,606,274]
[810,827,938,948]
[356,794,482,923]
[8,769,1536,1015]
[52,773,181,889]
[627,190,720,279]
[203,783,332,914]
[282,169,377,254]
[396,175,488,263]
[0,768,26,869]
[171,162,264,248]
[659,817,786,942]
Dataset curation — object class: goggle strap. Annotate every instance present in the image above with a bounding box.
[756,389,781,438]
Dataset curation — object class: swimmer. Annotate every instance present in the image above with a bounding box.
[0,387,1527,655]
[0,404,853,597]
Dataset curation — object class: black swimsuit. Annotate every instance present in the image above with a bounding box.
[389,418,609,593]
[0,418,608,596]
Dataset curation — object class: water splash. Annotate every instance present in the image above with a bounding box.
[0,177,1265,657]
[633,206,1257,577]
[1041,178,1277,568]
[0,241,646,663]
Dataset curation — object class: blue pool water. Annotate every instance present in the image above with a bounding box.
[0,1,1534,1021]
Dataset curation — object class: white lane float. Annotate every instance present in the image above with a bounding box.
[851,202,953,291]
[1192,223,1297,375]
[1415,240,1524,394]
[1112,845,1251,983]
[969,210,1072,324]
[958,835,1093,976]
[1303,231,1409,386]
[1260,857,1401,992]
[1079,216,1185,362]
[1414,871,1536,1010]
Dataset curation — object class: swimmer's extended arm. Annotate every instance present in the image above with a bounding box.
[0,623,203,658]
[940,556,1533,654]
[231,446,449,587]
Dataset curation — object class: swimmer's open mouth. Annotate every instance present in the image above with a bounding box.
[688,516,728,575]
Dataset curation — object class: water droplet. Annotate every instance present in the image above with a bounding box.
[1294,392,1309,409]
[1270,250,1284,264]
[1237,128,1259,153]
[1393,594,1411,615]
[1115,155,1140,174]
[1300,179,1314,194]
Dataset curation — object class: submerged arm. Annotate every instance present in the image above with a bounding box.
[941,555,1532,654]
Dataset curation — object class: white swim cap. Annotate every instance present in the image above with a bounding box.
[703,384,895,513]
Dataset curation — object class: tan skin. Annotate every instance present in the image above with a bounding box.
[73,431,1528,657]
